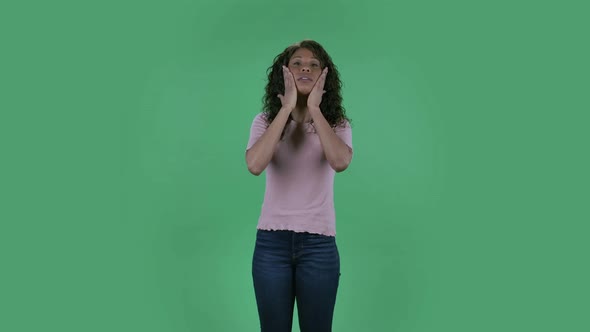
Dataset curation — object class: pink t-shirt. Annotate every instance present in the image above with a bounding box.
[246,112,353,236]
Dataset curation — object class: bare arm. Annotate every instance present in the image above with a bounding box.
[306,67,352,172]
[245,107,292,175]
[247,65,297,176]
[309,107,353,172]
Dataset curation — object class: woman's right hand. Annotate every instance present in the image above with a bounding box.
[277,65,297,111]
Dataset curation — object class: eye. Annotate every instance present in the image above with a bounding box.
[311,63,319,67]
[292,62,300,65]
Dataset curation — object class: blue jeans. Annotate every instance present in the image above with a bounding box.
[252,229,341,332]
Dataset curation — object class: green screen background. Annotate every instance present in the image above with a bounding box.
[2,0,588,331]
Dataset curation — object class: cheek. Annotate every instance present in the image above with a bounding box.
[313,69,323,79]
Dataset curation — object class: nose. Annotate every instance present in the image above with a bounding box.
[301,66,311,73]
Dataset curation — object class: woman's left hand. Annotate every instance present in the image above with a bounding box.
[307,67,328,109]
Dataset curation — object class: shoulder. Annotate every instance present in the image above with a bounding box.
[248,113,271,137]
[252,112,269,124]
[333,118,352,131]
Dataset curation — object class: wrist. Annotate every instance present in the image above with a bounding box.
[308,106,321,114]
[280,106,294,114]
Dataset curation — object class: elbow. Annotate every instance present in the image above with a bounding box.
[330,159,351,173]
[332,162,349,173]
[248,164,263,176]
[330,150,352,173]
[246,159,264,176]
[246,150,264,176]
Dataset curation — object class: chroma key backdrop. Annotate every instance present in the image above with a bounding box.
[1,0,588,331]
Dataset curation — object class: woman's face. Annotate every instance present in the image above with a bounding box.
[287,48,323,95]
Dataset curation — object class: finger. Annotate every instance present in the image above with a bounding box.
[286,67,295,83]
[314,73,327,91]
[310,78,319,91]
[283,65,293,75]
[282,66,291,81]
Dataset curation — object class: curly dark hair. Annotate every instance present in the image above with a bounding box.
[262,40,351,129]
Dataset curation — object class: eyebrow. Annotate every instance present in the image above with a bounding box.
[291,56,319,60]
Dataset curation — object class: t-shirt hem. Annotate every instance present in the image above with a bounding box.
[256,223,336,237]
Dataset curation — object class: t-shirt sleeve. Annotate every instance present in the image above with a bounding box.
[334,120,353,151]
[246,113,269,151]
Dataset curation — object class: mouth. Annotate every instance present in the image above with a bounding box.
[298,76,313,83]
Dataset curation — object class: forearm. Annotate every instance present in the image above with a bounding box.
[246,107,292,175]
[309,107,352,172]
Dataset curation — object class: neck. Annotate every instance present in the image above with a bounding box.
[291,94,312,123]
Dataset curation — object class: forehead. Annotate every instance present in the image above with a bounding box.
[290,48,318,60]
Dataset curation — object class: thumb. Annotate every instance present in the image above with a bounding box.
[277,94,284,103]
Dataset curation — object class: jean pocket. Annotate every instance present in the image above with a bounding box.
[306,233,335,243]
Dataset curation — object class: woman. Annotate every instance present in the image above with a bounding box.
[245,40,353,332]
